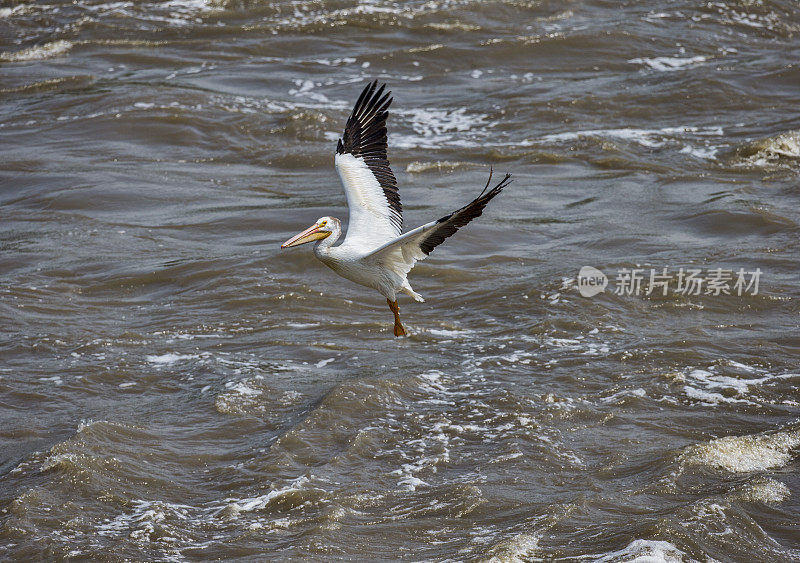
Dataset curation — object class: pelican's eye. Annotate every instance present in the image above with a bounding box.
[319,221,327,227]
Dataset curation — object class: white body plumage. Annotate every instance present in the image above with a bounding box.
[314,232,423,303]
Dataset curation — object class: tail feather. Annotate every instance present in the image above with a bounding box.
[402,284,425,302]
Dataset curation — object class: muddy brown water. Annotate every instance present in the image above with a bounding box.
[2,0,800,560]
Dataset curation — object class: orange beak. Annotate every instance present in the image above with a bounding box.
[281,223,330,248]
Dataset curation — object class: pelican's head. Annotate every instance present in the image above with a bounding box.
[281,216,339,248]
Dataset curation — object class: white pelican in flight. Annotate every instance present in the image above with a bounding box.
[281,81,511,336]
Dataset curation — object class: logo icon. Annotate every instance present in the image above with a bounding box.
[578,266,607,297]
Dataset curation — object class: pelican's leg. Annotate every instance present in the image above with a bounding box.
[387,299,407,337]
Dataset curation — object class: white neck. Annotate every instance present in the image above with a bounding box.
[313,222,341,256]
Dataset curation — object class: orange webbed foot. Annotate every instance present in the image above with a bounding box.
[387,299,408,337]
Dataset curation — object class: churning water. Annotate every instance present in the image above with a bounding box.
[2,0,800,560]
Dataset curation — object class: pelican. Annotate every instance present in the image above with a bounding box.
[281,81,511,336]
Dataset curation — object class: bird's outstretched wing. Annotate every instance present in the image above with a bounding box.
[335,81,402,247]
[363,171,512,276]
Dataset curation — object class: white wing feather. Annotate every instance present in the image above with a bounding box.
[335,152,400,248]
[362,220,437,277]
[363,171,512,278]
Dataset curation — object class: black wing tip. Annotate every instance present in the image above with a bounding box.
[363,79,390,98]
[336,80,394,156]
[354,80,393,117]
[479,167,512,195]
[472,169,512,208]
[336,80,402,232]
[419,170,511,255]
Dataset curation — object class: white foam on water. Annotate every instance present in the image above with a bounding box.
[168,332,231,340]
[545,337,582,348]
[315,357,335,368]
[682,385,751,406]
[96,499,195,545]
[222,475,311,514]
[389,432,450,491]
[680,144,718,160]
[539,125,724,149]
[726,360,759,372]
[224,381,261,396]
[417,370,456,395]
[490,451,524,463]
[405,160,470,173]
[594,539,691,562]
[77,419,102,432]
[427,327,474,338]
[427,20,481,31]
[628,55,707,72]
[527,329,617,363]
[41,452,83,472]
[213,92,350,118]
[681,363,798,405]
[717,6,781,31]
[120,0,220,26]
[286,322,319,329]
[43,100,211,127]
[146,353,197,365]
[737,131,800,168]
[0,5,29,17]
[483,533,540,561]
[289,79,330,103]
[0,40,73,62]
[38,375,63,385]
[270,0,457,30]
[602,388,647,404]
[382,371,461,491]
[686,368,763,394]
[162,0,219,12]
[736,478,791,504]
[40,420,136,475]
[682,429,800,473]
[392,107,491,149]
[312,57,357,66]
[643,11,675,22]
[166,61,216,80]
